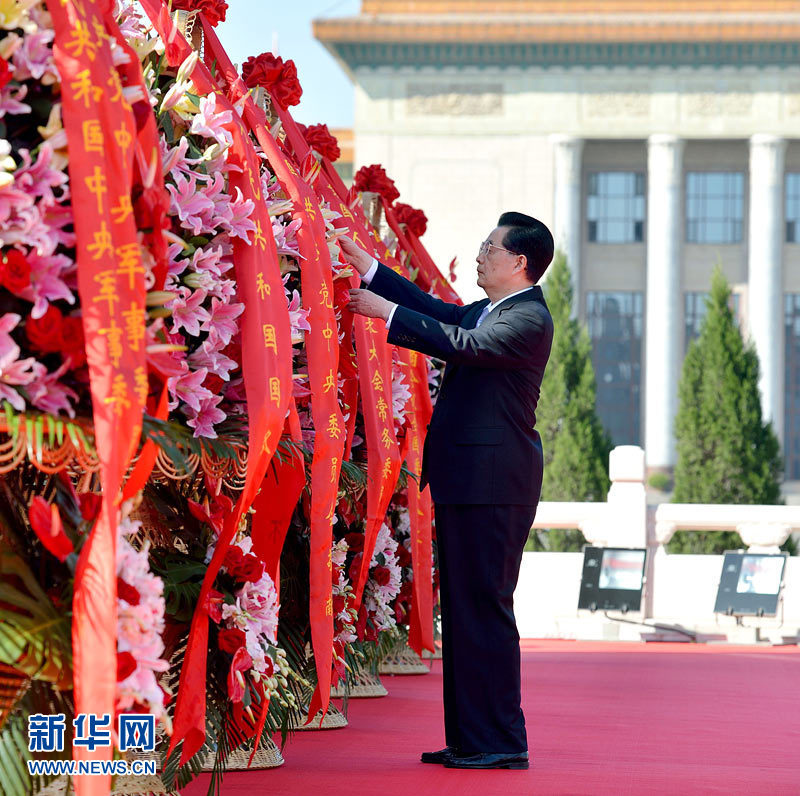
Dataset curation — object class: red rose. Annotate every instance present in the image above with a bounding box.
[241,53,302,109]
[223,545,244,572]
[1,250,31,294]
[373,565,391,587]
[298,123,340,162]
[117,577,141,606]
[203,372,224,395]
[355,604,367,642]
[344,532,364,553]
[172,0,227,26]
[348,551,363,583]
[26,305,63,353]
[117,651,137,682]
[396,544,412,568]
[233,554,265,583]
[61,316,87,368]
[0,58,11,92]
[332,594,346,616]
[394,202,428,238]
[78,492,102,523]
[353,164,400,204]
[217,627,246,654]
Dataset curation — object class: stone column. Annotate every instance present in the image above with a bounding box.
[645,134,684,471]
[551,135,584,316]
[748,134,786,443]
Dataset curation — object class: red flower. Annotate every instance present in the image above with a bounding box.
[332,594,346,616]
[117,577,141,606]
[1,250,31,295]
[223,545,244,572]
[203,372,225,395]
[233,554,264,583]
[217,627,246,654]
[353,164,400,205]
[0,58,11,91]
[298,123,340,162]
[227,646,252,703]
[78,492,102,523]
[188,493,233,535]
[26,305,63,354]
[61,316,87,368]
[171,0,227,26]
[348,551,363,583]
[117,651,137,682]
[365,621,378,642]
[396,545,412,568]
[394,202,428,238]
[28,497,73,562]
[205,589,225,624]
[344,532,364,553]
[394,602,409,625]
[373,565,391,587]
[262,655,274,678]
[241,53,302,109]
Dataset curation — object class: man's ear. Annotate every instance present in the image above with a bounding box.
[515,254,527,274]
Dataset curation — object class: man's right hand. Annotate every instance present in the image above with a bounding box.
[338,235,373,277]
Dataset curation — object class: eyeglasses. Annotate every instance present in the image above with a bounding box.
[478,240,517,258]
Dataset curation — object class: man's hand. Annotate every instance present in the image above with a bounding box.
[347,289,394,321]
[338,236,373,277]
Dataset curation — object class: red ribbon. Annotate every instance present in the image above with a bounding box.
[138,1,292,764]
[50,2,148,791]
[201,23,347,725]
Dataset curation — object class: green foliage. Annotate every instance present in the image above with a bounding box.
[530,251,612,552]
[647,472,672,492]
[670,268,783,554]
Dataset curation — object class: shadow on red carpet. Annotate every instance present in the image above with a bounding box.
[181,640,800,795]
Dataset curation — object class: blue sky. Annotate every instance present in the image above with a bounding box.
[217,1,360,129]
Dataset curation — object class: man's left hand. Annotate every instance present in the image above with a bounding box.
[347,289,394,321]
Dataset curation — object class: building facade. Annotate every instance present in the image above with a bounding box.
[315,0,800,477]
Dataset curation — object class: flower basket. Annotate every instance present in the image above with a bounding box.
[200,738,284,771]
[378,640,429,675]
[330,667,388,699]
[289,702,348,730]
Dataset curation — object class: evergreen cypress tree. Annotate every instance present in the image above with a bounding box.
[669,268,783,553]
[531,251,612,551]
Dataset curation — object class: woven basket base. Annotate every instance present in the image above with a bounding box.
[201,737,284,771]
[36,771,177,796]
[330,669,388,698]
[379,643,429,675]
[290,702,348,730]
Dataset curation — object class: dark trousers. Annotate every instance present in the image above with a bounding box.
[435,502,536,755]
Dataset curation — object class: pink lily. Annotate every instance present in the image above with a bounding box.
[27,360,79,418]
[189,93,232,149]
[223,187,256,242]
[168,286,211,337]
[200,297,243,346]
[168,366,212,413]
[188,337,237,381]
[187,394,226,439]
[166,173,215,235]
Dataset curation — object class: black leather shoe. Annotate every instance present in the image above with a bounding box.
[420,746,459,764]
[444,751,529,770]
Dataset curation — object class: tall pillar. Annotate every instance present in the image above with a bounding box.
[645,134,684,470]
[748,134,786,443]
[551,135,584,316]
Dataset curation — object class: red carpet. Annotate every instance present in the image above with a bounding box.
[182,641,800,795]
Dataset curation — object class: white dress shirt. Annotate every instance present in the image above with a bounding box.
[362,258,534,329]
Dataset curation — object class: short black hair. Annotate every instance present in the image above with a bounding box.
[497,212,554,283]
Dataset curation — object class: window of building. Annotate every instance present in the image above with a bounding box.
[586,291,643,446]
[587,172,645,243]
[784,295,800,479]
[684,291,741,352]
[686,172,744,244]
[786,173,800,243]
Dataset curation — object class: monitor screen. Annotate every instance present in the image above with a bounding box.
[599,549,646,591]
[736,555,784,595]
